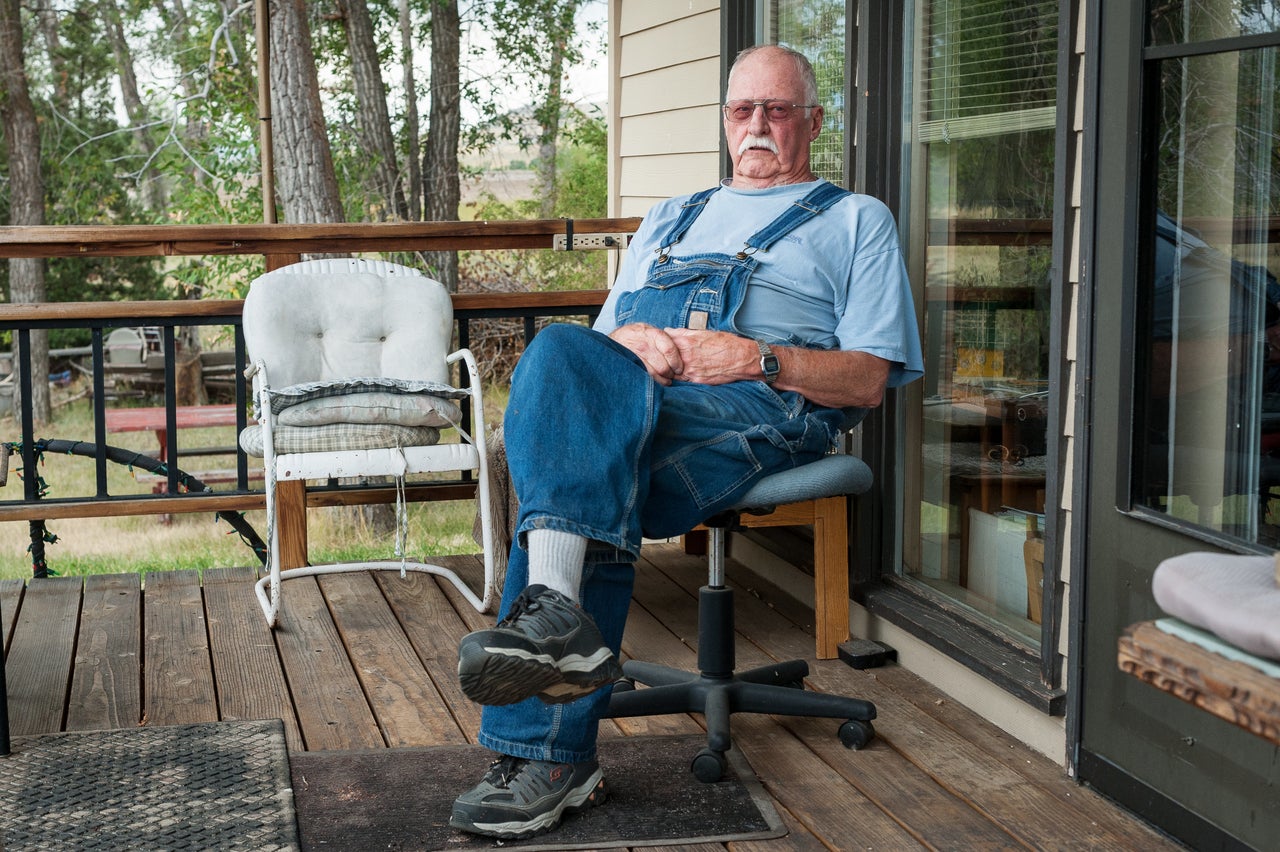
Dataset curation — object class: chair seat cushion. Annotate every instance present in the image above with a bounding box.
[239,422,441,457]
[277,390,463,428]
[266,377,466,414]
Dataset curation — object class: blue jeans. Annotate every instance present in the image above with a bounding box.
[478,323,842,763]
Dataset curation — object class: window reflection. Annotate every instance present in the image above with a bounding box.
[1135,46,1280,545]
[903,0,1057,643]
[1149,0,1280,46]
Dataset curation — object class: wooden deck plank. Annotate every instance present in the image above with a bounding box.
[320,571,469,747]
[729,801,835,852]
[1,576,24,651]
[373,566,486,743]
[5,576,81,736]
[143,569,218,727]
[270,574,385,751]
[0,545,1183,850]
[625,552,921,849]
[202,566,306,752]
[869,663,1170,846]
[780,713,1021,849]
[67,573,141,731]
[712,564,1173,850]
[734,712,926,849]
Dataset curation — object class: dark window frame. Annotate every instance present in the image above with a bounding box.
[722,0,1074,713]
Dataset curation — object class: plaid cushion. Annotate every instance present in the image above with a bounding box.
[239,422,441,457]
[264,377,467,416]
[277,391,463,428]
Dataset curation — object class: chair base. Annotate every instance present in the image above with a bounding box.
[255,559,493,628]
[606,584,876,782]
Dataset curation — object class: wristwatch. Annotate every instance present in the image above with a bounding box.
[755,339,780,384]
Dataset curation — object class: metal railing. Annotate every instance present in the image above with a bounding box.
[0,219,634,574]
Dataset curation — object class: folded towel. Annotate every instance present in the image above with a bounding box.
[1152,552,1280,661]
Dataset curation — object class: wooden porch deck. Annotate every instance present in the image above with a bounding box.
[0,542,1179,850]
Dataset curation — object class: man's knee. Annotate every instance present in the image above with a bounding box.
[516,323,638,380]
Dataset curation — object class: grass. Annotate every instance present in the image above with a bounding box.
[0,379,497,581]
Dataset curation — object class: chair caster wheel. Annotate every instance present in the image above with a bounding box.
[839,719,875,750]
[610,677,635,694]
[691,747,727,783]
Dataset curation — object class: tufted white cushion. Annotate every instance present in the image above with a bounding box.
[242,265,454,390]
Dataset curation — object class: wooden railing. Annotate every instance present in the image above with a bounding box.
[0,219,638,574]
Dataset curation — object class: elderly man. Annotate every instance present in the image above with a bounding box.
[450,43,923,840]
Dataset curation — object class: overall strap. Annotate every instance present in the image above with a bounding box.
[742,181,852,255]
[656,187,720,256]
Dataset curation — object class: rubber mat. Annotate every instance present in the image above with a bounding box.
[291,733,785,851]
[0,718,297,851]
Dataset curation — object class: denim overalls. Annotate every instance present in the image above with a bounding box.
[480,182,854,763]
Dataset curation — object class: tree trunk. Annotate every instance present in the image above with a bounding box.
[33,0,65,106]
[535,0,579,219]
[101,0,168,210]
[269,0,344,224]
[1,0,51,426]
[422,0,461,291]
[399,0,421,221]
[341,0,409,220]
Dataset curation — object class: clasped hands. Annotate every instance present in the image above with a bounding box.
[610,322,761,386]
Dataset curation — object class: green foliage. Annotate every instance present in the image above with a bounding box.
[3,0,606,304]
[465,107,607,292]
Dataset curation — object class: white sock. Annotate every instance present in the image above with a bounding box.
[526,529,587,601]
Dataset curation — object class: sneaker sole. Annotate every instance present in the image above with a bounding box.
[449,770,607,840]
[458,642,623,706]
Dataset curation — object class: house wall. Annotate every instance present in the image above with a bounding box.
[609,0,723,219]
[607,0,1073,765]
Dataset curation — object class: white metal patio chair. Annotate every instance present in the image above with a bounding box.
[240,258,497,627]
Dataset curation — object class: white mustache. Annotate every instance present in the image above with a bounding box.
[737,135,778,156]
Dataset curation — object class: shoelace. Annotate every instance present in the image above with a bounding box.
[488,754,526,788]
[496,590,543,628]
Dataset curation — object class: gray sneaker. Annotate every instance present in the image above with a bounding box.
[457,584,623,706]
[449,755,606,840]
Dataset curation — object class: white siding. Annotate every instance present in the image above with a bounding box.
[609,1,722,220]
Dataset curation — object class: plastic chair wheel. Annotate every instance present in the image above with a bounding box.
[839,719,875,750]
[691,747,727,783]
[610,677,635,694]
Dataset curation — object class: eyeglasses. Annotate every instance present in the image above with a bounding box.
[722,99,817,124]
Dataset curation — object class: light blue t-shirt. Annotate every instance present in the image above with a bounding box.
[594,180,924,388]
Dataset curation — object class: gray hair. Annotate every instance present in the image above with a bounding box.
[727,44,820,107]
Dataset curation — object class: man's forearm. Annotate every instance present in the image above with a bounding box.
[772,346,890,409]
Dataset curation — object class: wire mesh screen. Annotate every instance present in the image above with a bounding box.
[769,0,848,187]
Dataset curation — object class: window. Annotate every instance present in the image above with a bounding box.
[1133,3,1280,546]
[901,0,1058,644]
[762,1,848,186]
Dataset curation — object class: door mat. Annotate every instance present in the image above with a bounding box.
[0,718,298,851]
[290,734,786,851]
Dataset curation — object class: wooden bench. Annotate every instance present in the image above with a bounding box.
[1119,619,1280,746]
[135,467,264,494]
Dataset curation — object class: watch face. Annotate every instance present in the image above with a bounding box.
[756,339,780,383]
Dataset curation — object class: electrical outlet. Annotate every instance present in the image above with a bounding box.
[553,233,632,251]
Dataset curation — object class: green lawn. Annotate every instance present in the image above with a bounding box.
[0,384,491,580]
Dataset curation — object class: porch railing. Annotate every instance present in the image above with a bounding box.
[0,218,637,575]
